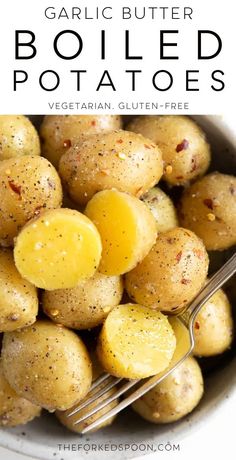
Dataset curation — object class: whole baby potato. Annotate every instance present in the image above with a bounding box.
[0,249,38,332]
[127,115,210,186]
[193,288,233,357]
[42,272,123,329]
[178,172,236,250]
[40,115,122,168]
[132,356,203,423]
[125,227,209,313]
[0,359,41,427]
[141,187,178,233]
[0,115,40,161]
[0,155,62,246]
[2,321,92,411]
[59,130,163,206]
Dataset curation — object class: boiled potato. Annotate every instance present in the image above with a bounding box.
[125,227,209,313]
[178,172,236,250]
[132,356,203,423]
[2,320,92,411]
[0,249,38,332]
[141,187,178,233]
[56,384,118,433]
[14,208,102,290]
[0,359,41,427]
[85,190,157,275]
[56,347,118,432]
[42,272,123,329]
[59,130,163,206]
[0,115,40,160]
[127,115,210,186]
[97,304,176,379]
[193,288,233,357]
[40,115,122,168]
[0,155,62,247]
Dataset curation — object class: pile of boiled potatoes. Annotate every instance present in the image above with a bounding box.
[0,114,235,432]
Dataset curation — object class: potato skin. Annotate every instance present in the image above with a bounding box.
[2,321,92,411]
[0,360,41,427]
[141,187,178,233]
[179,172,236,250]
[59,130,163,206]
[56,385,118,433]
[0,155,62,246]
[125,227,209,313]
[193,288,233,357]
[0,115,40,161]
[132,356,203,423]
[40,115,122,168]
[0,249,38,332]
[42,272,123,330]
[127,115,210,186]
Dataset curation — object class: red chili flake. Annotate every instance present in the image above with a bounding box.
[167,238,175,244]
[203,198,214,210]
[63,139,71,149]
[8,181,22,198]
[190,156,198,172]
[91,120,96,126]
[176,251,182,263]
[195,321,200,330]
[176,139,189,153]
[181,278,191,285]
[144,144,151,149]
[193,249,204,260]
[176,176,184,180]
[116,139,123,144]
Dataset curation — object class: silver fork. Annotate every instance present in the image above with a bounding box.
[67,253,236,433]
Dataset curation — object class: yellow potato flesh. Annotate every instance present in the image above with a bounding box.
[85,190,157,275]
[14,208,102,290]
[97,304,176,379]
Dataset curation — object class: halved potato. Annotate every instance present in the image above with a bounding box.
[14,208,102,290]
[85,190,157,275]
[97,304,176,379]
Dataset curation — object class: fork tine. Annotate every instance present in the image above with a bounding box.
[81,352,192,433]
[74,379,139,425]
[68,375,122,417]
[90,373,111,391]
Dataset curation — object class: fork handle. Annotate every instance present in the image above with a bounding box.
[185,252,236,326]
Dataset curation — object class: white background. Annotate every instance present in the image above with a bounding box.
[0,398,235,460]
[0,0,234,114]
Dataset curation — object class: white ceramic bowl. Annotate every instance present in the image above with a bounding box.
[0,115,235,460]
